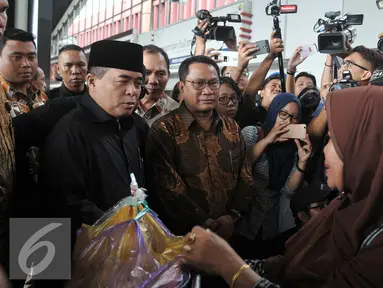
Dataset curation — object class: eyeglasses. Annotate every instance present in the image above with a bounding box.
[342,60,369,71]
[278,110,300,123]
[185,79,220,90]
[218,96,239,106]
[308,201,328,210]
[224,69,249,79]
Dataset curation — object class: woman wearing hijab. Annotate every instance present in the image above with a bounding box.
[236,93,312,259]
[182,86,383,288]
[216,77,242,119]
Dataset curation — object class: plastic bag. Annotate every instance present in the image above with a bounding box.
[67,180,189,288]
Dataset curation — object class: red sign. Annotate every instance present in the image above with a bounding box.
[280,5,298,14]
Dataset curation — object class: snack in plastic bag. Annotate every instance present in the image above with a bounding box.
[66,174,189,288]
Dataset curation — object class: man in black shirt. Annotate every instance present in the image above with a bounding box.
[47,44,88,99]
[39,40,149,241]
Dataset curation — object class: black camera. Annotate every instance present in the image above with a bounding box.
[370,68,383,86]
[314,11,364,54]
[378,38,383,52]
[193,9,241,41]
[329,70,360,91]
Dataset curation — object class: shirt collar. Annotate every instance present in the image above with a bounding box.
[178,102,222,130]
[60,84,88,97]
[137,93,168,114]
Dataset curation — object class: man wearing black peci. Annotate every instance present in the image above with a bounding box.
[38,40,149,244]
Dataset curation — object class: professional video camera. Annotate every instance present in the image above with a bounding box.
[193,9,241,41]
[329,70,360,91]
[314,11,364,54]
[378,37,383,51]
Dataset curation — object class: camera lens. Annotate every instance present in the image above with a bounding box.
[378,39,383,52]
[330,40,341,47]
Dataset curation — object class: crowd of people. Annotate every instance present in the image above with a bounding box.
[1,0,383,286]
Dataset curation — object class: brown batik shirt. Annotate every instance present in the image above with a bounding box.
[146,102,254,234]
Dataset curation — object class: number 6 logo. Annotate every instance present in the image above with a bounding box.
[18,223,63,276]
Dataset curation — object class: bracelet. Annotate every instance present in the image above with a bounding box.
[296,162,306,173]
[231,264,250,288]
[324,62,333,68]
[286,69,296,75]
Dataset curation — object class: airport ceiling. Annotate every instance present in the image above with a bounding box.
[53,0,72,30]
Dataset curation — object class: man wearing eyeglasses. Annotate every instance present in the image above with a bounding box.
[309,46,383,139]
[146,55,253,241]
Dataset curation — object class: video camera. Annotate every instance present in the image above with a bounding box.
[314,11,364,54]
[193,9,241,41]
[329,70,360,91]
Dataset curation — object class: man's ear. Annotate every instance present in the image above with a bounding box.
[259,89,264,99]
[178,81,185,94]
[55,64,61,76]
[297,211,310,224]
[86,74,96,90]
[361,70,372,82]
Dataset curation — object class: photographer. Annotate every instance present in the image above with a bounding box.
[308,46,383,139]
[231,32,284,128]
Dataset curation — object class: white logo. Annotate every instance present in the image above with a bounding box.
[18,223,63,276]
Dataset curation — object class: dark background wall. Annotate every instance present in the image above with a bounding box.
[7,0,15,29]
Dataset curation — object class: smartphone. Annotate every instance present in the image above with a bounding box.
[285,124,306,139]
[212,51,238,63]
[248,40,270,57]
[301,43,318,58]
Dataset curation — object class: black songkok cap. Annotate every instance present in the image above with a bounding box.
[88,40,144,75]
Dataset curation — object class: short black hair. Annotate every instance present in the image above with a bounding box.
[352,45,383,72]
[220,77,242,99]
[143,44,170,71]
[299,87,321,124]
[261,74,281,89]
[178,55,220,82]
[171,82,180,102]
[58,44,86,56]
[221,66,228,75]
[0,28,36,52]
[295,72,317,88]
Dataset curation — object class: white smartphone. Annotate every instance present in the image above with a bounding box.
[301,43,318,58]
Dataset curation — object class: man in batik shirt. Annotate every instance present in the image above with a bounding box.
[0,28,47,118]
[135,45,179,126]
[146,56,253,240]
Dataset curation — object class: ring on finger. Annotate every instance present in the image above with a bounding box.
[183,245,192,253]
[189,233,196,243]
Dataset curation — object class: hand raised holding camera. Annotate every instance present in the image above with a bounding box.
[205,48,223,63]
[195,19,209,43]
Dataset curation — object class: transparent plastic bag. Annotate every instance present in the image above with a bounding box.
[67,192,189,288]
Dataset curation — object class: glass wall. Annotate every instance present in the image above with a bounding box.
[51,0,241,58]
